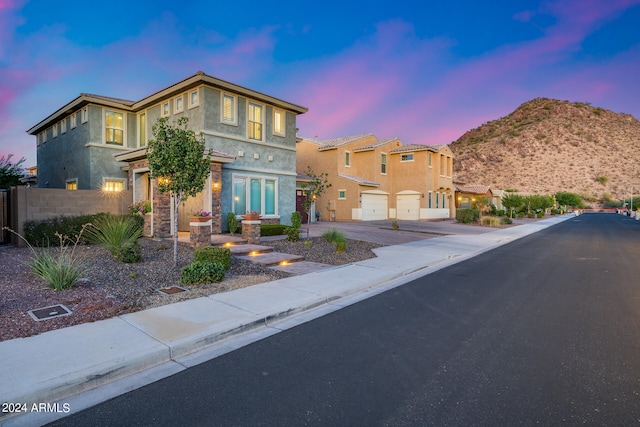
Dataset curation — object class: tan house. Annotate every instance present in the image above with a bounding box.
[454,184,493,210]
[296,134,455,221]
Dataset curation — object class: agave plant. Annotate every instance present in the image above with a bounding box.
[84,214,143,262]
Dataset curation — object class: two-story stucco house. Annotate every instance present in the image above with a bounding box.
[27,72,307,236]
[296,134,455,221]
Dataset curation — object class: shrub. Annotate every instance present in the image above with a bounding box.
[322,228,346,243]
[536,212,545,218]
[496,210,505,217]
[261,224,287,236]
[114,240,142,263]
[323,228,347,253]
[180,262,226,284]
[517,212,525,218]
[84,214,143,262]
[290,211,302,229]
[286,211,302,242]
[527,212,535,218]
[500,217,513,225]
[481,217,501,227]
[23,213,106,247]
[550,208,559,215]
[194,246,231,270]
[285,226,300,242]
[227,212,239,235]
[456,208,479,224]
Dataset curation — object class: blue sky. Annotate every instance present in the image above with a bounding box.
[1,0,639,168]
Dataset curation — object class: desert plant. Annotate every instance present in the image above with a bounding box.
[323,228,347,252]
[5,225,89,291]
[84,214,143,262]
[227,212,239,235]
[194,246,231,270]
[481,217,501,227]
[180,261,226,284]
[500,217,513,225]
[456,208,478,224]
[391,220,399,230]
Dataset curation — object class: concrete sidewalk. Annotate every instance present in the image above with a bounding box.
[0,215,574,426]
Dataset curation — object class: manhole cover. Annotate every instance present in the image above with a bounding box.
[158,286,188,295]
[28,304,72,321]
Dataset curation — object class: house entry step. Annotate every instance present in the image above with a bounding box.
[228,244,274,256]
[211,234,247,246]
[235,251,304,266]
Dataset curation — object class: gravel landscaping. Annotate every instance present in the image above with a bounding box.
[0,236,381,342]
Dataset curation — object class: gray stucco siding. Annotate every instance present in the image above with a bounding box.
[88,146,128,190]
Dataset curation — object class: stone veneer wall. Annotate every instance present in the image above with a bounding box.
[210,163,222,233]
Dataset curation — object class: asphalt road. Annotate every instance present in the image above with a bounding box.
[49,213,640,426]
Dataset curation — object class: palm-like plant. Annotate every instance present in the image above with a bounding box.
[85,215,143,261]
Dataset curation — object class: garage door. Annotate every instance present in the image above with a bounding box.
[361,193,388,221]
[397,194,420,220]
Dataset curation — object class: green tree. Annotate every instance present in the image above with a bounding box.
[526,194,554,214]
[147,117,211,266]
[501,193,524,218]
[555,191,584,209]
[300,166,332,225]
[0,154,26,189]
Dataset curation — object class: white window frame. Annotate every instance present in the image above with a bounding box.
[104,109,125,146]
[138,112,147,147]
[440,154,446,177]
[174,95,184,114]
[71,113,77,129]
[81,107,88,124]
[102,178,126,192]
[66,179,78,191]
[41,131,47,143]
[231,174,278,217]
[338,189,346,200]
[161,101,170,117]
[60,118,67,134]
[221,92,237,125]
[428,152,433,167]
[272,107,285,137]
[52,124,58,138]
[401,153,414,162]
[188,89,199,109]
[247,101,264,141]
[381,153,387,174]
[345,151,351,167]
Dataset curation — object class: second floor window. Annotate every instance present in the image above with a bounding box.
[105,110,124,145]
[223,94,236,124]
[345,151,351,167]
[248,102,263,140]
[273,108,285,136]
[381,153,387,174]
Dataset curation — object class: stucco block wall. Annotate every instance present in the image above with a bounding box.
[9,186,132,246]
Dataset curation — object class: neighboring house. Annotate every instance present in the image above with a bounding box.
[454,184,493,210]
[491,189,505,210]
[296,134,455,221]
[27,71,307,236]
[19,165,37,186]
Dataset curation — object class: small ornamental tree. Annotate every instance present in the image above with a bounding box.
[147,117,211,266]
[0,154,26,189]
[502,192,524,219]
[300,166,331,225]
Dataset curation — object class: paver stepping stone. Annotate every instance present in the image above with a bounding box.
[236,251,304,266]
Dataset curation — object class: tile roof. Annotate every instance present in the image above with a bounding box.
[455,184,491,194]
[337,174,380,187]
[353,137,401,152]
[389,143,434,154]
[316,134,374,150]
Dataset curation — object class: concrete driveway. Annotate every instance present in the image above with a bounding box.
[298,219,496,246]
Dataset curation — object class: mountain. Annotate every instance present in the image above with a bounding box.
[450,98,640,201]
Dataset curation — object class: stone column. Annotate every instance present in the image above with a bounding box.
[242,220,261,245]
[143,213,152,237]
[190,217,212,248]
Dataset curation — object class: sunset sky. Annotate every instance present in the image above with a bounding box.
[1,0,639,168]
